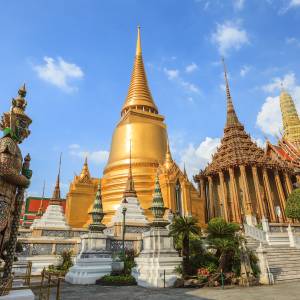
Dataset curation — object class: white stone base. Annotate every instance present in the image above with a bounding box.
[65,232,112,285]
[18,255,60,274]
[132,227,182,288]
[65,257,112,284]
[245,214,257,226]
[1,289,34,300]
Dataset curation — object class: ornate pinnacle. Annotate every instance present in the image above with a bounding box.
[149,174,168,227]
[136,25,142,56]
[89,181,106,232]
[79,157,91,183]
[222,58,241,128]
[50,154,62,204]
[123,140,137,198]
[164,138,173,170]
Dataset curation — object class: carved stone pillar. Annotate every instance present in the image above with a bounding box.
[219,171,229,221]
[229,168,241,223]
[284,172,293,195]
[262,168,276,222]
[208,176,215,219]
[252,166,265,220]
[274,170,287,222]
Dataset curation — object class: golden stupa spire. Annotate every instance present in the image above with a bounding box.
[123,140,137,198]
[78,157,91,183]
[222,58,241,128]
[121,26,158,116]
[280,88,300,145]
[164,138,173,170]
[51,154,62,202]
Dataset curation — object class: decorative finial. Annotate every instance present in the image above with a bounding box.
[164,137,173,170]
[149,174,168,227]
[19,83,26,97]
[136,26,142,56]
[123,139,137,199]
[183,163,188,178]
[37,181,46,217]
[78,156,91,183]
[51,153,62,203]
[222,58,241,127]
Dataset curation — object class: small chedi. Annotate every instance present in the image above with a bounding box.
[0,85,33,297]
[132,175,182,288]
[31,158,69,230]
[107,143,149,238]
[194,60,294,225]
[65,182,112,285]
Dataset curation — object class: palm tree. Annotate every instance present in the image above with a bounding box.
[169,216,200,275]
[206,217,240,272]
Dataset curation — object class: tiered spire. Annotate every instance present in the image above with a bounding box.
[280,89,300,146]
[78,157,92,183]
[121,26,158,116]
[89,181,106,232]
[150,175,168,227]
[36,181,46,217]
[203,61,290,176]
[222,58,242,128]
[123,140,137,198]
[50,154,62,204]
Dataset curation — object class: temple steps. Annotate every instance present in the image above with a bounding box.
[245,236,300,283]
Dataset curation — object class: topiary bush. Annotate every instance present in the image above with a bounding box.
[96,274,137,286]
[285,188,300,221]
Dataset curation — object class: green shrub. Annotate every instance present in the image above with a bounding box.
[48,249,73,275]
[96,275,137,286]
[285,188,300,221]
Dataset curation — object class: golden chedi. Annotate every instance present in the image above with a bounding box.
[65,27,205,228]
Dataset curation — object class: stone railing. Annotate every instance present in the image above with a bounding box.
[244,223,266,242]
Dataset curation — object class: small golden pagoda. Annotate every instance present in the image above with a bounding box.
[65,27,205,228]
[194,61,294,225]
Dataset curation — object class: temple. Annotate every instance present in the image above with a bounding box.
[65,27,205,228]
[194,60,294,225]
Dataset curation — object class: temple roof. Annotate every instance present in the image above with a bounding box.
[203,61,290,176]
[121,27,158,115]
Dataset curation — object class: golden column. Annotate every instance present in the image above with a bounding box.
[239,165,253,216]
[199,177,208,222]
[274,170,287,222]
[208,176,215,219]
[229,168,241,223]
[219,171,229,221]
[262,168,276,222]
[284,172,293,195]
[252,166,265,219]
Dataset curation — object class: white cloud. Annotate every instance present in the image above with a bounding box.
[233,0,245,10]
[240,65,251,77]
[257,72,300,137]
[280,0,300,13]
[179,137,220,178]
[252,137,266,148]
[286,37,300,47]
[256,96,282,136]
[289,0,300,7]
[185,63,198,73]
[164,67,200,95]
[211,20,249,56]
[69,144,109,164]
[34,56,84,92]
[262,72,296,93]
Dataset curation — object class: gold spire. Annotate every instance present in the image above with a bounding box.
[51,154,62,203]
[280,89,300,145]
[222,58,241,128]
[183,163,188,178]
[78,157,92,183]
[123,140,137,198]
[121,26,158,116]
[164,138,173,170]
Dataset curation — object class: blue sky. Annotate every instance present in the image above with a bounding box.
[1,0,300,197]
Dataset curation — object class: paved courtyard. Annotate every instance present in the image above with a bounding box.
[33,281,300,300]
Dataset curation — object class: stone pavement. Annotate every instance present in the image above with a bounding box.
[33,281,300,300]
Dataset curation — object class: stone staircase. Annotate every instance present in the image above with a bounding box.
[246,236,300,283]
